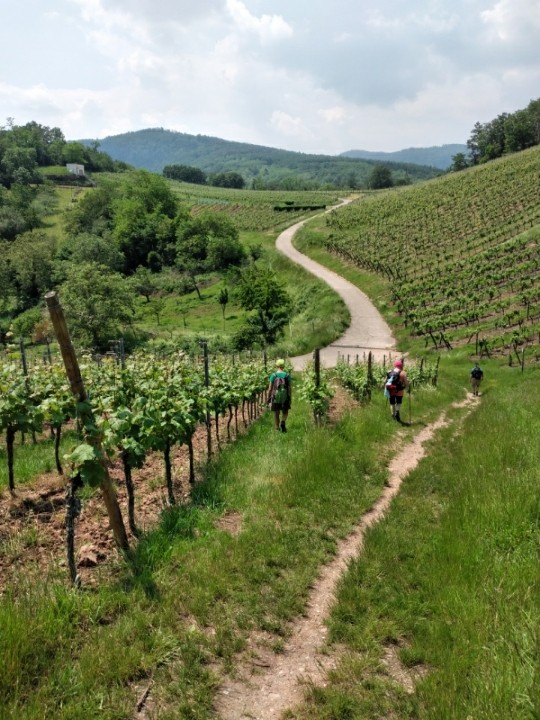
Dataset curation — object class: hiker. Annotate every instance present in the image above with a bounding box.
[268,359,291,432]
[384,359,408,422]
[470,362,484,396]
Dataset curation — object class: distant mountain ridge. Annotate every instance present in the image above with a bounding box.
[82,128,442,189]
[341,144,467,170]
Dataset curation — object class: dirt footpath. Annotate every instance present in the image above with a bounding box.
[214,396,478,719]
[275,203,397,371]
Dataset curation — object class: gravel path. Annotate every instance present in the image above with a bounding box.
[275,205,397,370]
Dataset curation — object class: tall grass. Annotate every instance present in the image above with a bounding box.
[1,377,434,719]
[291,364,539,719]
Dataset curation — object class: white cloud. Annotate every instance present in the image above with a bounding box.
[481,0,540,41]
[226,0,293,43]
[1,0,539,153]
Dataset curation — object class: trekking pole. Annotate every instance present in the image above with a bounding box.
[408,385,412,425]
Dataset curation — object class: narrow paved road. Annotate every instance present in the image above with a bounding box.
[276,206,397,370]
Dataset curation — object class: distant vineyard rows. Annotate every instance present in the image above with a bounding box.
[324,146,540,360]
[168,183,342,230]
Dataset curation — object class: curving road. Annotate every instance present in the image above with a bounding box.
[276,204,397,370]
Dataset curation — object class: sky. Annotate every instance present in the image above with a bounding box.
[1,0,539,155]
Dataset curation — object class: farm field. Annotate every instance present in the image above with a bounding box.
[166,180,345,231]
[0,148,538,719]
[314,145,540,361]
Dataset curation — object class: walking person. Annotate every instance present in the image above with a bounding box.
[268,359,291,432]
[470,362,484,396]
[384,359,408,422]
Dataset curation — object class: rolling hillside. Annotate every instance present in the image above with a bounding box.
[341,143,468,170]
[318,146,540,360]
[82,128,442,188]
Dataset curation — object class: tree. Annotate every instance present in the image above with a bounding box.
[129,266,159,302]
[233,265,291,348]
[450,153,470,172]
[59,262,135,349]
[176,213,245,298]
[56,232,125,274]
[111,171,180,273]
[163,164,207,184]
[6,230,56,310]
[368,165,393,189]
[209,171,245,189]
[218,287,229,321]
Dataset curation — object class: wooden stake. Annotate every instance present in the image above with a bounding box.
[44,291,130,553]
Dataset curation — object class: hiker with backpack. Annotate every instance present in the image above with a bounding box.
[384,359,408,422]
[268,359,291,432]
[470,363,484,396]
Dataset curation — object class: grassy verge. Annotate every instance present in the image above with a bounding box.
[131,225,350,357]
[0,364,463,719]
[0,429,78,490]
[289,362,539,719]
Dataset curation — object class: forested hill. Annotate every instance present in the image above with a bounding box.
[81,128,441,189]
[340,144,468,170]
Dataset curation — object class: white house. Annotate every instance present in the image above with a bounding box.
[66,163,85,176]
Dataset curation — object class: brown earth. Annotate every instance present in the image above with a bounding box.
[0,405,261,593]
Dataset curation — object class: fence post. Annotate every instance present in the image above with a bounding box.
[200,340,212,460]
[19,338,28,376]
[44,291,130,554]
[314,347,321,389]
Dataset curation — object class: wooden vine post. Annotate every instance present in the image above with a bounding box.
[200,340,212,460]
[44,291,130,554]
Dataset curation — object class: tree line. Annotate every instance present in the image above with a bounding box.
[451,97,540,170]
[1,159,291,354]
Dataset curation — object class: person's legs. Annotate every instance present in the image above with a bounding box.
[390,396,397,418]
[395,398,402,422]
[280,409,289,432]
[273,409,281,430]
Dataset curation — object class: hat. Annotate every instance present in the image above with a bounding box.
[394,360,403,369]
[276,358,285,368]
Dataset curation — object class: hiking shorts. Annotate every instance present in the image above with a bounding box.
[389,395,403,406]
[271,400,290,412]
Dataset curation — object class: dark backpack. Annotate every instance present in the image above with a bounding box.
[272,374,289,405]
[471,367,482,380]
[385,369,403,396]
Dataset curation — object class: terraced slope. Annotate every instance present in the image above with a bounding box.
[324,146,540,360]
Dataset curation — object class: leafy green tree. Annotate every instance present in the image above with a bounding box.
[129,266,159,302]
[59,262,135,349]
[56,232,125,274]
[176,213,245,298]
[504,109,537,153]
[450,152,470,172]
[63,180,118,236]
[233,265,291,348]
[5,230,56,309]
[218,287,229,320]
[209,171,245,189]
[10,305,43,340]
[163,164,207,184]
[368,164,393,189]
[111,171,180,273]
[62,142,87,164]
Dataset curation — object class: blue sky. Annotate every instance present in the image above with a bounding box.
[1,0,539,153]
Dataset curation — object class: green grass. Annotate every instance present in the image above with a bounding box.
[0,370,461,719]
[289,361,539,719]
[131,225,349,356]
[0,428,78,490]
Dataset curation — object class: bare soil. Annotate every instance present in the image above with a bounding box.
[0,406,260,593]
